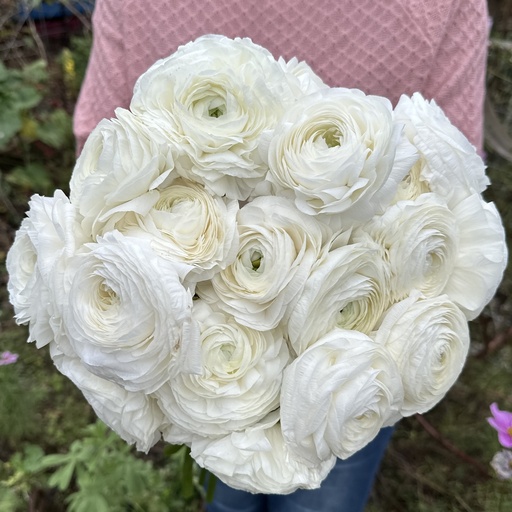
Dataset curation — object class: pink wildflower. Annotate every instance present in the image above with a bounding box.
[0,351,18,365]
[488,403,512,448]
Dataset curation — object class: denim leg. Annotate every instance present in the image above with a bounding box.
[206,479,267,512]
[267,426,394,512]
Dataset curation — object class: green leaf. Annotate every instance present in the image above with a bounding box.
[68,492,110,512]
[12,84,43,111]
[17,445,46,472]
[6,163,53,193]
[48,460,76,491]
[20,59,47,83]
[37,108,72,149]
[0,108,22,149]
[29,452,71,471]
[0,485,22,512]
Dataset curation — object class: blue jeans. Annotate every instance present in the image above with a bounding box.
[206,426,394,512]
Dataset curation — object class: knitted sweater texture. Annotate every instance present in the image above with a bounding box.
[73,0,488,152]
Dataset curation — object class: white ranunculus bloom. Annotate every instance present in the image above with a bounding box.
[277,56,328,97]
[287,238,391,355]
[391,160,430,203]
[374,293,470,415]
[130,35,296,200]
[360,193,459,302]
[190,411,337,494]
[71,108,176,238]
[443,193,507,320]
[394,93,489,208]
[59,231,200,393]
[265,87,418,221]
[197,196,328,330]
[281,328,403,463]
[156,301,290,436]
[50,344,165,453]
[6,191,86,347]
[111,178,239,283]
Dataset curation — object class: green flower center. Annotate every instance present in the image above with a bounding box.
[250,250,263,271]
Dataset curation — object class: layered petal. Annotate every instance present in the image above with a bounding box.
[197,196,327,330]
[190,411,336,494]
[156,301,289,436]
[58,231,200,393]
[266,87,417,222]
[131,35,299,200]
[374,293,470,415]
[281,328,403,463]
[50,344,165,453]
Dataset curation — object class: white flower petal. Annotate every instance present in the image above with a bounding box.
[281,328,403,462]
[190,411,336,494]
[59,232,200,393]
[374,293,470,415]
[156,301,289,436]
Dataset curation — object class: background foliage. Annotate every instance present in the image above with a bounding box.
[0,1,511,511]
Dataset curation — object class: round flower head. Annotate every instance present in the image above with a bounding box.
[266,87,417,222]
[130,35,302,200]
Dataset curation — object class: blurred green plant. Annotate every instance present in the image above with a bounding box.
[0,59,47,151]
[0,421,204,512]
[0,33,91,221]
[0,358,43,444]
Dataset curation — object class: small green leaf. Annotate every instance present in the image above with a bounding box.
[37,109,72,149]
[20,59,48,84]
[68,492,110,512]
[34,452,72,470]
[48,460,76,490]
[6,163,53,193]
[12,85,43,111]
[0,108,22,149]
[0,485,22,512]
[18,445,45,472]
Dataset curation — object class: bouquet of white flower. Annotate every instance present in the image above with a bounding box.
[6,35,508,494]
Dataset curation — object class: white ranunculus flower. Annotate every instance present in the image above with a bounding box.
[443,193,507,320]
[6,191,86,347]
[50,344,165,453]
[360,193,459,302]
[277,56,328,97]
[189,411,337,494]
[391,160,430,203]
[156,301,289,436]
[363,192,507,317]
[71,108,176,238]
[110,178,239,282]
[281,328,403,463]
[374,293,470,415]
[131,35,296,200]
[197,196,328,330]
[394,93,489,208]
[59,231,200,393]
[265,87,418,221]
[287,238,391,355]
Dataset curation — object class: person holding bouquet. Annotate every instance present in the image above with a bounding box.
[72,0,489,511]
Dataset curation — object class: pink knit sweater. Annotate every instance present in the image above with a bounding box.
[73,0,488,153]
